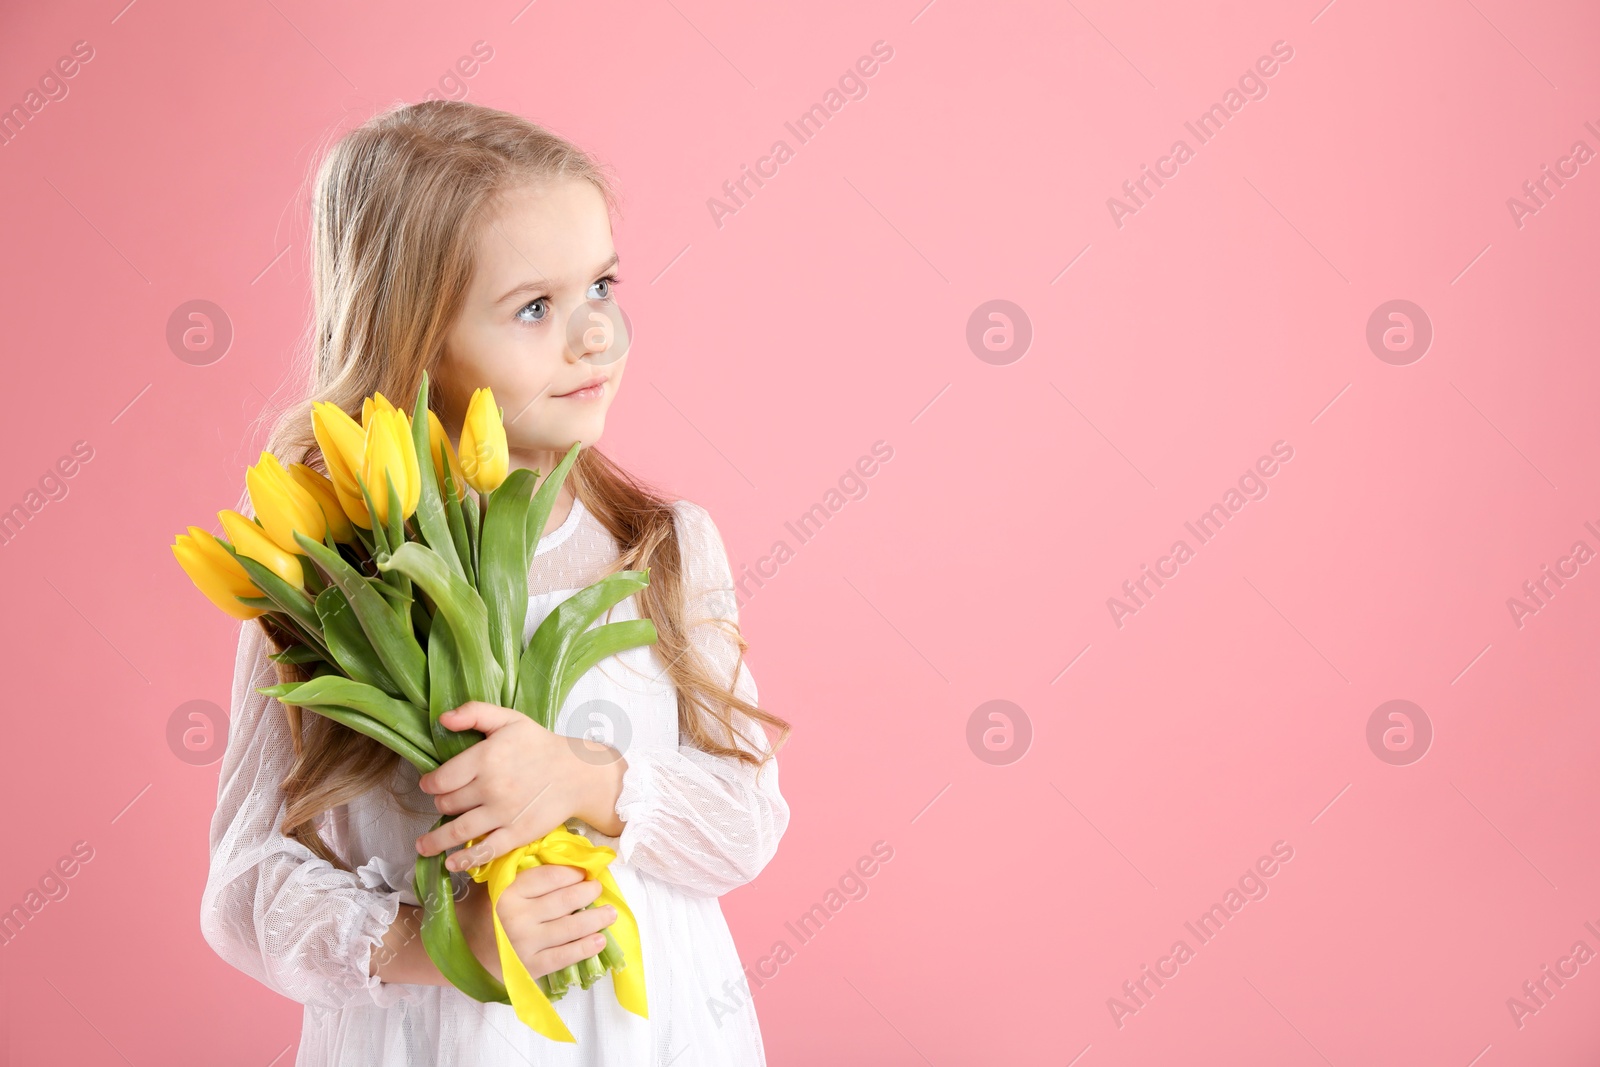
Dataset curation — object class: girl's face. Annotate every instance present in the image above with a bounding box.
[438,177,628,475]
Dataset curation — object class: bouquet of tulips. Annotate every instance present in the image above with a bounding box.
[172,372,653,1041]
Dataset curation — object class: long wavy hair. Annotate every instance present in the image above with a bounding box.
[241,100,789,870]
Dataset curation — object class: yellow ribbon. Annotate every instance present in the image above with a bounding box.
[466,825,647,1043]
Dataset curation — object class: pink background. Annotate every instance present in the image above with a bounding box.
[2,0,1598,1063]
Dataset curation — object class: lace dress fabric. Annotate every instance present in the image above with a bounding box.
[200,497,788,1065]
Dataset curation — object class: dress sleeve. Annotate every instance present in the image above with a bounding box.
[199,618,407,1014]
[611,499,791,898]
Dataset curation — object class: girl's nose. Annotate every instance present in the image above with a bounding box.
[565,300,626,363]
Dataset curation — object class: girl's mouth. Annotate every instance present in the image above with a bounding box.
[554,375,608,400]
[556,381,606,401]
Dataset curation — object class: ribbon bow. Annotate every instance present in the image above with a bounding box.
[467,825,647,1043]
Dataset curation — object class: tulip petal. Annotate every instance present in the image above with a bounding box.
[312,402,373,529]
[218,510,306,591]
[172,527,267,620]
[289,463,356,544]
[460,387,509,493]
[247,453,328,555]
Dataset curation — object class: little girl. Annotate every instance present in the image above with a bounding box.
[200,100,792,1065]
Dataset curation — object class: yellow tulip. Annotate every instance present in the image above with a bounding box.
[312,401,372,529]
[219,509,305,589]
[172,526,266,620]
[363,404,420,526]
[427,409,467,499]
[459,387,508,493]
[288,462,356,544]
[246,452,327,555]
[361,396,374,428]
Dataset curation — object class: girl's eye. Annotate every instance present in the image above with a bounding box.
[513,275,621,324]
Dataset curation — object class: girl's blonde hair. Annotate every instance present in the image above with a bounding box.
[247,99,789,870]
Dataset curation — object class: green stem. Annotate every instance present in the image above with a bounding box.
[544,961,572,1000]
[577,950,605,990]
[597,927,625,972]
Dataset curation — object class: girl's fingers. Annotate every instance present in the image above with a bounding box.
[438,700,524,737]
[446,826,519,872]
[524,928,613,979]
[414,806,495,858]
[543,904,617,947]
[506,867,603,920]
[430,780,484,817]
[417,744,481,796]
[541,875,604,918]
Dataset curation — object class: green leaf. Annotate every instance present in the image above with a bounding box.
[220,541,325,646]
[440,452,474,586]
[479,469,538,707]
[294,531,428,708]
[408,372,466,582]
[259,675,435,759]
[301,563,328,596]
[247,607,331,664]
[358,475,390,558]
[386,478,403,556]
[562,619,658,702]
[314,585,401,697]
[415,837,509,1004]
[268,643,327,666]
[462,489,481,581]
[513,570,652,730]
[525,442,583,561]
[371,579,412,611]
[426,618,483,762]
[374,541,502,704]
[260,693,439,774]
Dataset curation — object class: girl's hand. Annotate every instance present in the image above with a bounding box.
[490,864,617,980]
[413,701,627,871]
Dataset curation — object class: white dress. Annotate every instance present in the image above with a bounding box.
[200,496,789,1065]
